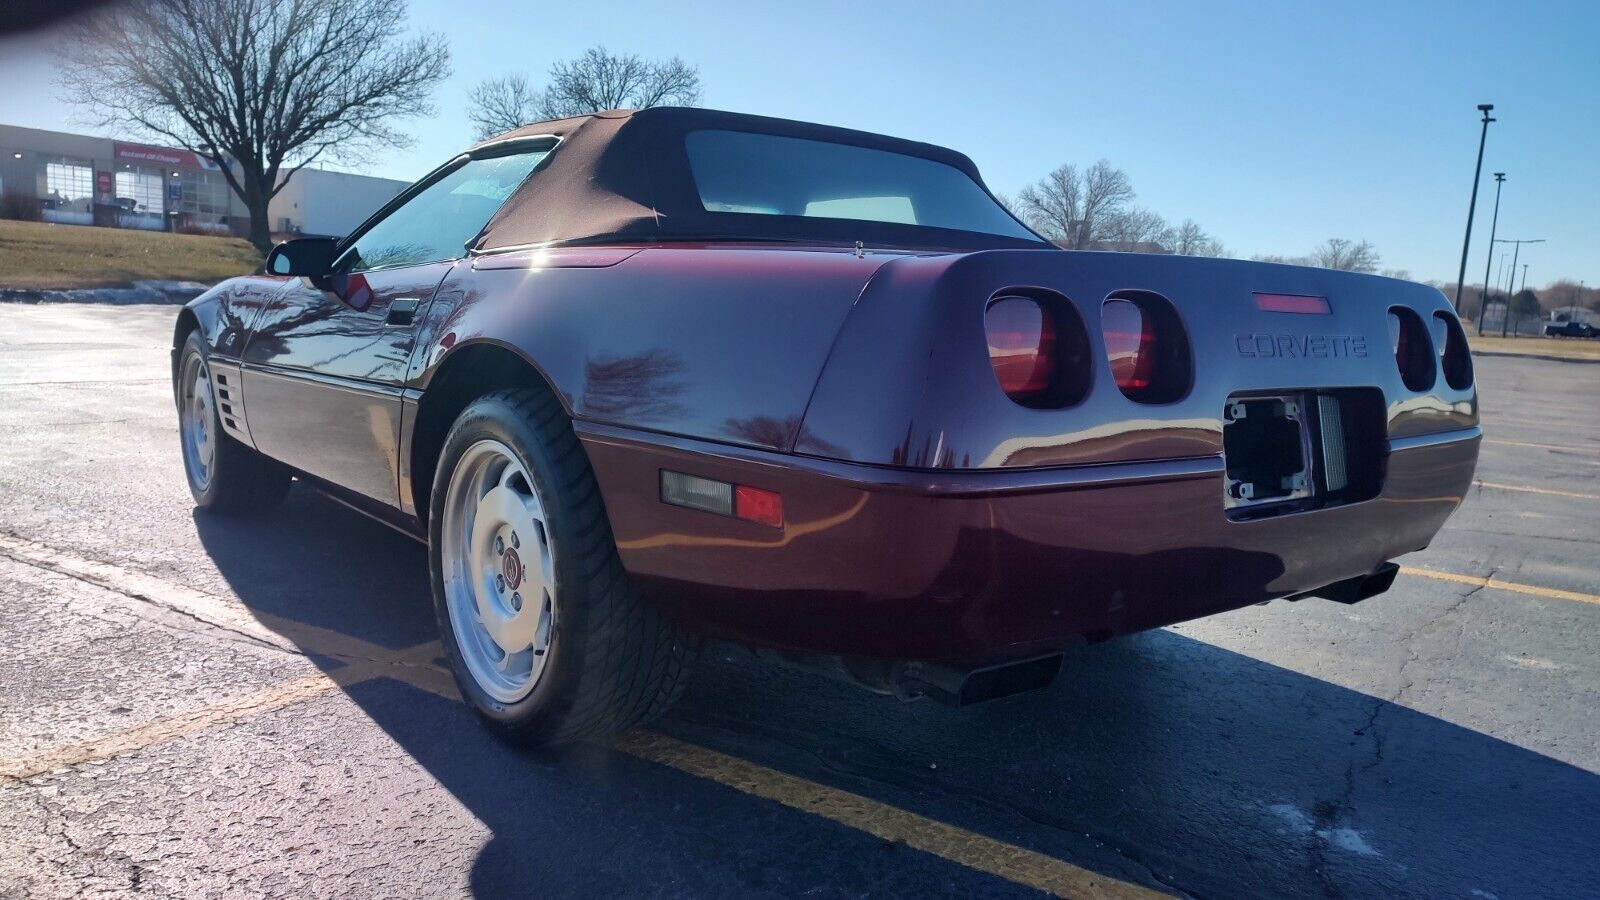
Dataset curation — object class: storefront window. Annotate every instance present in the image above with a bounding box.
[178,170,231,232]
[114,165,166,230]
[42,156,93,224]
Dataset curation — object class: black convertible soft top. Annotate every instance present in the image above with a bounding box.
[472,107,1050,253]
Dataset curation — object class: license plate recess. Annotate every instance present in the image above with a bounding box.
[1223,395,1313,510]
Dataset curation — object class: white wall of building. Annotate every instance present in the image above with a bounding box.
[270,167,408,238]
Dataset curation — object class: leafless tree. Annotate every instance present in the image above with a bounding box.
[467,75,544,140]
[1015,160,1135,249]
[468,46,702,139]
[1103,207,1174,250]
[1255,238,1381,273]
[1014,165,1082,244]
[1171,219,1227,257]
[1310,238,1380,273]
[1542,279,1593,315]
[58,0,449,253]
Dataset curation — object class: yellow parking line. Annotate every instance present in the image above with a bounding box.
[612,730,1170,899]
[1474,480,1600,501]
[1399,566,1600,606]
[0,538,1166,896]
[0,672,351,785]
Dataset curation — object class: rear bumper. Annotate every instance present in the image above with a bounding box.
[577,422,1480,664]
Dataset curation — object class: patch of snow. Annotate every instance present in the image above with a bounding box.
[1266,803,1314,834]
[1319,826,1380,857]
[1503,654,1561,671]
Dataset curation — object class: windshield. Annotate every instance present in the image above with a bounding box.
[684,129,1038,241]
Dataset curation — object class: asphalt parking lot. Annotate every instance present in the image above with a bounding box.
[0,302,1596,899]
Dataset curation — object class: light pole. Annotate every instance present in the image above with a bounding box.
[1515,264,1531,336]
[1453,104,1496,313]
[1475,172,1506,329]
[1482,251,1509,334]
[1494,238,1545,337]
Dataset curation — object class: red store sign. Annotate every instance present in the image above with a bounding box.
[113,142,223,172]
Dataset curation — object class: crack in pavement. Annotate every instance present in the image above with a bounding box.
[1308,569,1495,898]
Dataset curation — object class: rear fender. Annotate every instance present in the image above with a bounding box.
[410,247,891,452]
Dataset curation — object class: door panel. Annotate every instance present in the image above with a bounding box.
[242,262,454,505]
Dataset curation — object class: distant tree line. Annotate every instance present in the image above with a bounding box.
[1441,278,1597,321]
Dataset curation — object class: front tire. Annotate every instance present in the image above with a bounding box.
[428,387,697,746]
[176,332,290,514]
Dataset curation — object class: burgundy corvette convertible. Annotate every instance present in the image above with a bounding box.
[173,107,1480,745]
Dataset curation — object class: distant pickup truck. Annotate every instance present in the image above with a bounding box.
[1544,320,1598,338]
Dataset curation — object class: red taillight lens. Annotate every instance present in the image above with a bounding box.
[1102,299,1156,392]
[986,296,1057,401]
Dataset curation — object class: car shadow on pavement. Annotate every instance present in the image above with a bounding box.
[194,484,1600,899]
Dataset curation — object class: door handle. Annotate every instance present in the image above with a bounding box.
[385,297,421,326]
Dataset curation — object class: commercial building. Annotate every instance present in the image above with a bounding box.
[268,166,407,238]
[0,123,407,239]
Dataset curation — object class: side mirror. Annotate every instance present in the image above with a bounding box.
[265,237,340,277]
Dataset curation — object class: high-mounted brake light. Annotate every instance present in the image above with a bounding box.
[1254,293,1330,314]
[986,296,1058,402]
[1101,298,1155,392]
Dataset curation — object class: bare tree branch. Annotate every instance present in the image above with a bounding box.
[1015,159,1141,249]
[1254,238,1380,272]
[467,46,702,140]
[57,0,450,252]
[1310,238,1380,272]
[467,75,544,140]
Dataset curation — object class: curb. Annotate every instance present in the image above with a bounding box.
[0,280,210,306]
[1473,349,1600,365]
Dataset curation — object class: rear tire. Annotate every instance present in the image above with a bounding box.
[428,387,697,747]
[176,332,291,514]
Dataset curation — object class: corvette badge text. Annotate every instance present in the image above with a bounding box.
[1235,333,1369,359]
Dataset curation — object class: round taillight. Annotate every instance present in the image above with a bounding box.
[1435,311,1474,390]
[1102,299,1155,392]
[986,295,1057,403]
[1387,307,1436,392]
[1101,293,1190,403]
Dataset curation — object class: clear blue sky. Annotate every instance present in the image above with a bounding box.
[1,0,1595,286]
